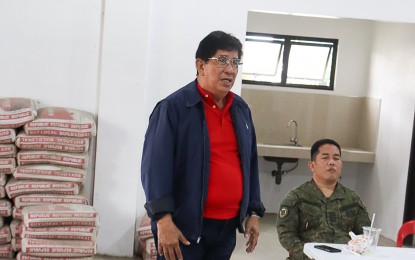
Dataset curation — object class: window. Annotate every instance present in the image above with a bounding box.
[242,32,338,90]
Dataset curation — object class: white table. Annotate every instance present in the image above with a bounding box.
[304,242,415,260]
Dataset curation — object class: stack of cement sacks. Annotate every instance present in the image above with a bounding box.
[0,126,15,258]
[0,98,99,259]
[0,97,38,258]
[17,204,98,259]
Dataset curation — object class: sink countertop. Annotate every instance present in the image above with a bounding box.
[257,143,375,163]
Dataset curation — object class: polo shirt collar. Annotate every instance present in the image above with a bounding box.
[196,83,234,111]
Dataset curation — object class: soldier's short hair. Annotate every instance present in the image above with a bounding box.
[310,139,342,161]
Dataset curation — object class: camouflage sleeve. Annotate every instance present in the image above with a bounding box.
[277,190,307,260]
[353,195,371,235]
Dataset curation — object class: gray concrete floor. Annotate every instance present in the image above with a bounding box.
[96,213,396,259]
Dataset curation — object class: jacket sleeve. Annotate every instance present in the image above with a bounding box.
[246,108,266,217]
[141,100,177,220]
[277,191,308,260]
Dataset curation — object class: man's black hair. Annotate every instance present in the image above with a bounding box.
[195,31,243,61]
[310,139,342,161]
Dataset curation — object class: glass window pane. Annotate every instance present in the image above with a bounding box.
[243,41,282,75]
[242,33,337,90]
[287,45,331,86]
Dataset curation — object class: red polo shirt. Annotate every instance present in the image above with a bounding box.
[197,84,243,220]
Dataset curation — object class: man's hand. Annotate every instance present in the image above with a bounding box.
[244,215,260,253]
[157,214,190,260]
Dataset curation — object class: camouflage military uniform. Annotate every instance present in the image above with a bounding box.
[276,180,370,260]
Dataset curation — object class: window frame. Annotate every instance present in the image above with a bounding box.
[242,32,339,91]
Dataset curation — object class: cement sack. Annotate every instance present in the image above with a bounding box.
[143,251,157,260]
[0,186,6,199]
[21,204,99,228]
[12,236,22,251]
[17,150,88,169]
[0,226,11,244]
[137,214,153,241]
[0,144,17,158]
[0,158,15,174]
[21,226,97,241]
[20,238,96,257]
[0,199,11,217]
[16,132,89,153]
[0,243,13,258]
[0,129,16,144]
[0,173,6,185]
[14,194,88,209]
[10,219,22,237]
[16,252,93,260]
[141,238,157,260]
[24,107,96,138]
[0,97,37,129]
[13,207,23,220]
[5,177,80,199]
[13,165,86,183]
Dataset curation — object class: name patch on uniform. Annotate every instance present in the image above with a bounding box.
[279,206,289,219]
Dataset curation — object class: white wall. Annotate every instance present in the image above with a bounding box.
[93,0,150,256]
[357,21,415,240]
[1,0,415,257]
[0,0,101,112]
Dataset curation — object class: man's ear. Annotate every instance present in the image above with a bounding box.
[195,58,205,76]
[307,161,315,172]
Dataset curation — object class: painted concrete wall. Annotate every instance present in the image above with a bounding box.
[357,21,415,241]
[1,0,414,257]
[93,0,149,256]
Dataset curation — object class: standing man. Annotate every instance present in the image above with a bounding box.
[141,31,265,260]
[276,139,370,260]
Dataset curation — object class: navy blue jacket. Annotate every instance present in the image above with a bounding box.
[141,80,265,241]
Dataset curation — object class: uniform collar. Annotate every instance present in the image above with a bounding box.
[310,179,346,200]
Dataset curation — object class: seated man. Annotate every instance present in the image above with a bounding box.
[276,139,370,260]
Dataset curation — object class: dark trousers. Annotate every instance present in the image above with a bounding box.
[153,217,239,260]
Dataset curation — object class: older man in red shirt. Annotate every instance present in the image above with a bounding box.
[142,31,265,260]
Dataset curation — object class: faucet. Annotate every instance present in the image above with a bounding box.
[287,120,298,146]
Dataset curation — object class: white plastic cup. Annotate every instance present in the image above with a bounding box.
[363,226,382,247]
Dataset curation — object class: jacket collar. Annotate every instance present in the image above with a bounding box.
[184,79,203,108]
